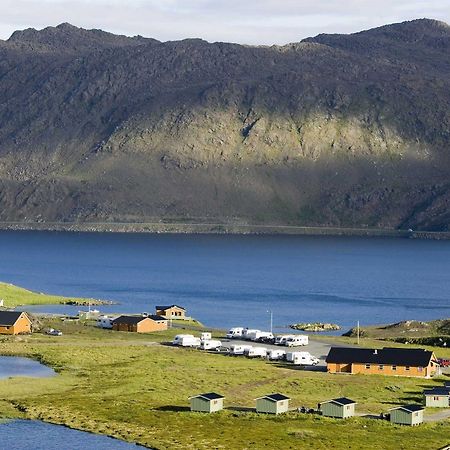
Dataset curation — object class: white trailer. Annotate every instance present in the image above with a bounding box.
[245,347,268,358]
[172,335,201,347]
[286,351,319,365]
[229,344,253,355]
[96,315,115,329]
[200,339,222,350]
[200,332,212,341]
[242,329,261,340]
[274,334,296,345]
[285,335,309,347]
[226,327,244,339]
[267,349,286,360]
[251,331,274,341]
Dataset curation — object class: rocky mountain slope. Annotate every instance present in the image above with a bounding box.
[0,20,449,230]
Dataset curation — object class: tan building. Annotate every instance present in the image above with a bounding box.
[155,305,186,319]
[0,311,32,335]
[112,315,167,333]
[326,347,438,378]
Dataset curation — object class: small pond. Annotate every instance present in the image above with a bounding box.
[0,356,55,379]
[0,420,149,449]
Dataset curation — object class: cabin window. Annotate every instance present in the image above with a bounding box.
[346,405,350,410]
[405,366,410,371]
[434,396,439,401]
[418,367,423,372]
[392,365,397,371]
[213,400,218,405]
[365,364,370,369]
[378,364,384,370]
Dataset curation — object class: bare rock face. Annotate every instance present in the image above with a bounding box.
[0,19,449,230]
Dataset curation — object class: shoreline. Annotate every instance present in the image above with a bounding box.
[0,221,449,239]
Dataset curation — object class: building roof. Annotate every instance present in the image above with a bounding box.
[389,404,424,413]
[320,397,356,406]
[326,347,434,367]
[156,305,185,311]
[256,393,290,402]
[0,311,28,326]
[423,388,450,396]
[189,392,224,401]
[148,315,167,322]
[112,315,149,325]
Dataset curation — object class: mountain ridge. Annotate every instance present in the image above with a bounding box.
[0,19,449,230]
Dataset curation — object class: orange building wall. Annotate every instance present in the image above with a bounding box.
[0,314,32,335]
[156,307,185,318]
[113,319,168,333]
[328,360,437,378]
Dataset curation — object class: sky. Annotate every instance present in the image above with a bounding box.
[0,0,449,45]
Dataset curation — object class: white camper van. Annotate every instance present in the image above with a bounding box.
[274,334,296,345]
[286,351,319,365]
[285,335,309,347]
[226,327,244,339]
[96,316,115,329]
[229,344,253,355]
[200,339,222,350]
[242,329,261,340]
[267,349,286,360]
[251,331,274,342]
[245,347,268,358]
[172,335,201,347]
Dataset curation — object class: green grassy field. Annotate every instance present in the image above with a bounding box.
[0,319,449,449]
[0,282,106,307]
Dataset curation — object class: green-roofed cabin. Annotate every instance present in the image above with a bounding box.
[255,393,290,414]
[389,405,424,426]
[189,393,224,413]
[423,388,450,407]
[319,398,356,418]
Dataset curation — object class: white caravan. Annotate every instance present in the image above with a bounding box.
[200,339,222,350]
[285,335,309,347]
[267,349,286,360]
[172,335,201,347]
[226,327,244,339]
[229,344,253,355]
[245,347,268,358]
[274,335,296,345]
[96,316,115,329]
[242,329,261,340]
[250,331,274,341]
[286,351,319,365]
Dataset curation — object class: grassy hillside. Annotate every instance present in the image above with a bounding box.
[0,320,449,449]
[0,282,104,307]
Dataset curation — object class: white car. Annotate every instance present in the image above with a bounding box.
[46,328,63,336]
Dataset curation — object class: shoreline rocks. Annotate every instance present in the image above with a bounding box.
[290,322,341,332]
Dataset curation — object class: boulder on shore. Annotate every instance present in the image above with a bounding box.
[290,322,341,332]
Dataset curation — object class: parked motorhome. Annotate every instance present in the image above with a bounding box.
[285,335,309,347]
[242,329,261,340]
[200,339,222,351]
[267,349,286,360]
[245,347,267,358]
[251,331,274,342]
[286,351,319,365]
[226,327,244,339]
[96,316,116,329]
[229,344,253,355]
[274,335,296,345]
[172,335,201,347]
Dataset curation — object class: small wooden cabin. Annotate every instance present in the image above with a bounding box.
[326,347,439,378]
[112,315,167,333]
[189,392,224,413]
[255,393,290,414]
[319,397,356,418]
[0,311,32,335]
[423,388,450,407]
[155,305,186,319]
[389,405,424,426]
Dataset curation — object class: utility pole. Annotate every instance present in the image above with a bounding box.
[267,310,273,334]
[357,320,360,345]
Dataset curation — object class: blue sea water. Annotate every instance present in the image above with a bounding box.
[0,356,55,379]
[0,231,449,332]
